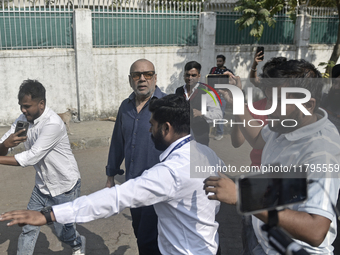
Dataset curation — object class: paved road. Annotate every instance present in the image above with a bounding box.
[0,146,139,255]
[1,121,339,254]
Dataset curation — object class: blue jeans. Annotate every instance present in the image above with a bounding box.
[17,180,82,255]
[216,97,227,136]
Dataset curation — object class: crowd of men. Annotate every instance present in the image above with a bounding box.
[0,52,339,255]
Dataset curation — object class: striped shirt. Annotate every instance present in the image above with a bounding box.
[252,108,340,254]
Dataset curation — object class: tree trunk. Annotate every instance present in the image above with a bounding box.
[326,0,340,76]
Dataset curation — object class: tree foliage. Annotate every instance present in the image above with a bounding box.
[234,0,336,40]
[234,0,340,76]
[234,0,285,40]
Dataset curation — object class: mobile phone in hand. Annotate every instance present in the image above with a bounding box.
[256,46,264,61]
[15,120,29,137]
[237,171,307,215]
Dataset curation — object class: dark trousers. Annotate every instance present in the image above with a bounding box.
[130,205,161,255]
[216,245,221,255]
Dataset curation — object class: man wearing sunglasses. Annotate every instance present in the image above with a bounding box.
[105,59,166,255]
[175,61,222,146]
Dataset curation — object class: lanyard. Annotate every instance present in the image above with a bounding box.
[161,136,191,162]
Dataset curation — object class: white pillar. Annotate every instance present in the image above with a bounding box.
[73,9,95,120]
[294,13,312,60]
[198,12,216,76]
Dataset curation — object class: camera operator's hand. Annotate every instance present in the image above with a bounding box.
[253,51,264,66]
[218,76,242,105]
[229,75,241,87]
[203,173,237,205]
[3,129,27,148]
[250,51,264,87]
[105,176,116,188]
[192,109,202,117]
[222,70,235,79]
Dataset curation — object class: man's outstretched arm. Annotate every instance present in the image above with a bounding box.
[0,156,20,166]
[0,143,9,156]
[0,187,142,227]
[1,165,175,226]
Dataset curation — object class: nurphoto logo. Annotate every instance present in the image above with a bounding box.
[200,84,312,128]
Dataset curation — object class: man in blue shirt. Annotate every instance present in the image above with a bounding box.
[105,59,166,254]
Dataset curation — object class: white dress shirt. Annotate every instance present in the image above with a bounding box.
[53,135,222,254]
[0,106,80,197]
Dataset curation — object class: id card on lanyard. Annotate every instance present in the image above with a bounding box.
[161,136,191,162]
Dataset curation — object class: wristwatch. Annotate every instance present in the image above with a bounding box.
[40,206,53,225]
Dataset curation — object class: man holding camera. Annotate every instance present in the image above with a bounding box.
[205,60,340,254]
[0,80,85,255]
[209,54,234,141]
[105,59,166,255]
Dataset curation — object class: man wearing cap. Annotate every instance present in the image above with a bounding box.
[321,64,340,133]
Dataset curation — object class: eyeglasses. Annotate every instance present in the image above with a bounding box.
[130,71,155,80]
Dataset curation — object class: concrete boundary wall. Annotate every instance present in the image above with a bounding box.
[0,10,338,125]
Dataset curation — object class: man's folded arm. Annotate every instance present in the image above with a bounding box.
[14,122,62,167]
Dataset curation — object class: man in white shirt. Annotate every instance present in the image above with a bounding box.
[204,60,340,254]
[175,61,222,146]
[0,80,85,255]
[0,94,222,255]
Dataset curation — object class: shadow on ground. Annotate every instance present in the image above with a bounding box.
[0,222,133,255]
